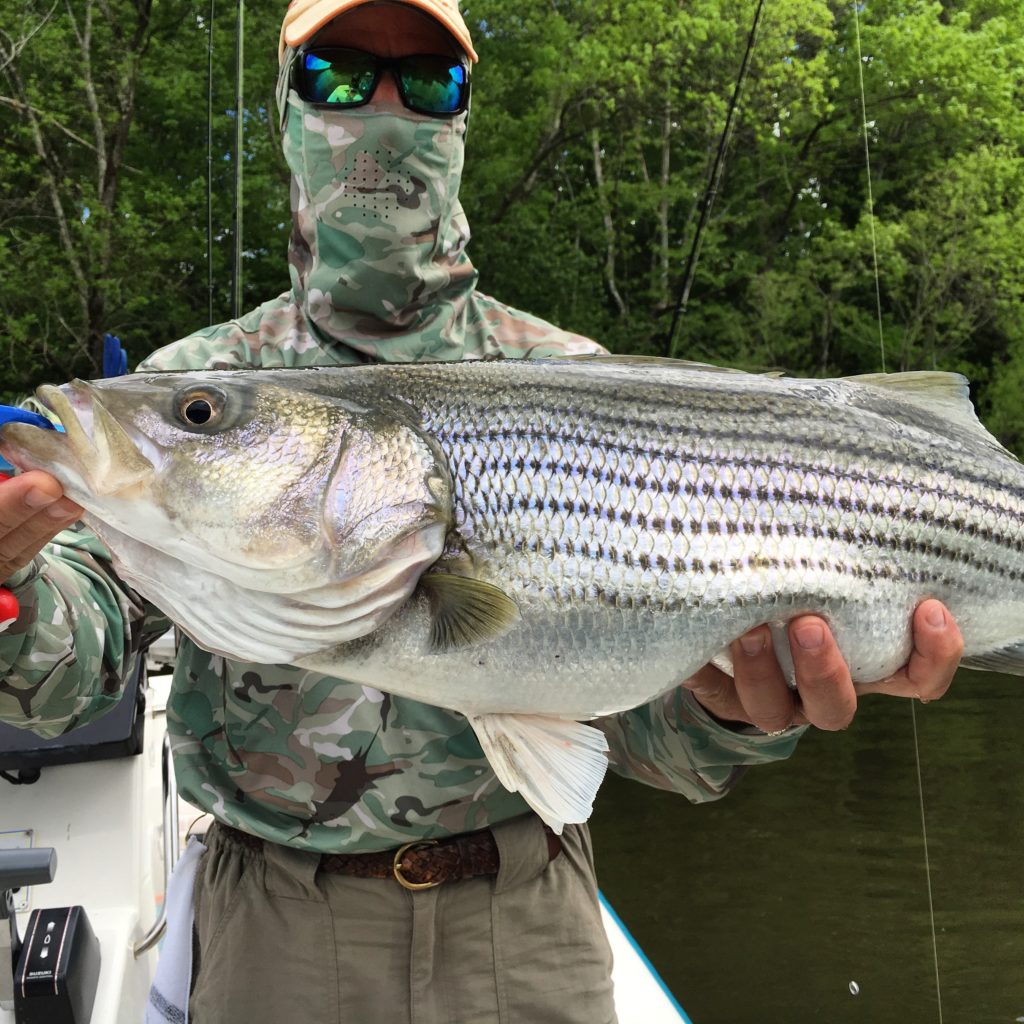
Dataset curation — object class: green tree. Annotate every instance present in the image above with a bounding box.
[0,0,288,395]
[4,0,1024,452]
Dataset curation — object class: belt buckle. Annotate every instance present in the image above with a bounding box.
[392,839,441,891]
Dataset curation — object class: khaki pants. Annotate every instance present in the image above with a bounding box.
[189,814,617,1024]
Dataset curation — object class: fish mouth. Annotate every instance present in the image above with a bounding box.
[35,382,90,439]
[6,381,156,498]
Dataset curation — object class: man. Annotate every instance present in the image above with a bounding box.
[0,2,963,1021]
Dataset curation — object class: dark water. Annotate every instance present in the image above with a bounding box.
[591,670,1024,1024]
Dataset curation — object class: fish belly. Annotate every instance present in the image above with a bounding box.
[299,584,923,717]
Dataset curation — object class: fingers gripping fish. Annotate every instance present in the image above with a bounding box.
[3,356,1023,832]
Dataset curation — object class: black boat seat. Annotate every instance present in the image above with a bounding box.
[0,659,146,775]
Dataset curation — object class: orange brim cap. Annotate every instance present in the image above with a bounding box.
[279,0,478,64]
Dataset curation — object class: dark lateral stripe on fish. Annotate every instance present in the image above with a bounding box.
[451,444,1024,558]
[436,402,1007,479]
[425,370,977,441]
[467,482,1024,575]
[425,376,940,445]
[438,419,1024,514]
[467,480,1024,587]
[421,376,826,426]
[500,539,970,610]
[579,573,974,612]
[423,375,1021,489]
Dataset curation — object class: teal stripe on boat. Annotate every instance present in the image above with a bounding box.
[599,891,693,1023]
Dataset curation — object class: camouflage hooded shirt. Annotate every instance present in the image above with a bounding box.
[0,53,803,852]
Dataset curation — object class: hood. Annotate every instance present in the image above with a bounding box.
[276,50,480,361]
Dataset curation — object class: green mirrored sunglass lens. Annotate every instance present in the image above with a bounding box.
[400,62,466,113]
[303,53,375,104]
[299,50,466,114]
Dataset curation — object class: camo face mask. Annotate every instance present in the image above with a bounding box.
[280,76,478,346]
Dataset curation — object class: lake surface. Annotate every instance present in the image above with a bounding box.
[591,670,1024,1023]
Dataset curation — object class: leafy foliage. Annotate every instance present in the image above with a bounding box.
[0,0,288,395]
[2,0,1023,451]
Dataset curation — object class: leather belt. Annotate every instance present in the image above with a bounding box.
[219,823,562,891]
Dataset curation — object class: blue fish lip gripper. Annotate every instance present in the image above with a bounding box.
[0,332,126,619]
[0,406,62,473]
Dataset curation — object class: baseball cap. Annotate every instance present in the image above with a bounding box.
[280,0,478,64]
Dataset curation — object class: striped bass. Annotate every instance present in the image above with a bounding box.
[1,357,1019,830]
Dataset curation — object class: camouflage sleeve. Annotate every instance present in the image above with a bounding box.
[138,320,259,372]
[0,523,171,738]
[596,689,806,804]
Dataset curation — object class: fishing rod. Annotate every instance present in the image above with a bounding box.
[204,0,245,322]
[231,0,245,318]
[207,0,215,324]
[662,2,944,1015]
[663,0,766,359]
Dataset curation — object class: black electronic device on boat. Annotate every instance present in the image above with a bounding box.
[12,905,101,1024]
[1,848,101,1024]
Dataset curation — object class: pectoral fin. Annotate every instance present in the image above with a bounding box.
[419,573,520,651]
[468,712,610,834]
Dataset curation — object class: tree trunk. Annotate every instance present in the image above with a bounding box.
[591,129,627,317]
[1,0,153,374]
[656,95,672,312]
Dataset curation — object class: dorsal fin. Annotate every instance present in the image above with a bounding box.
[839,370,1015,458]
[844,371,1015,458]
[846,370,970,411]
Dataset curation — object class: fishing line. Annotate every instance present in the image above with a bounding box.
[853,4,943,1017]
[911,699,944,1023]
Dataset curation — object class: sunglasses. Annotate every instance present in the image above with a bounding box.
[295,47,470,117]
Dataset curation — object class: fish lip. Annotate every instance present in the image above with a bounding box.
[34,380,155,496]
[35,388,56,416]
[35,381,95,442]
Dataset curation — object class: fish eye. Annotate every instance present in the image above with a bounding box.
[175,387,227,430]
[184,399,213,424]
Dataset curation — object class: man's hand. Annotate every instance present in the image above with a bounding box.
[0,470,82,580]
[682,600,964,733]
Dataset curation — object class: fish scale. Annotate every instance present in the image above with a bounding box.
[339,360,1024,701]
[5,356,1024,830]
[410,375,1021,612]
